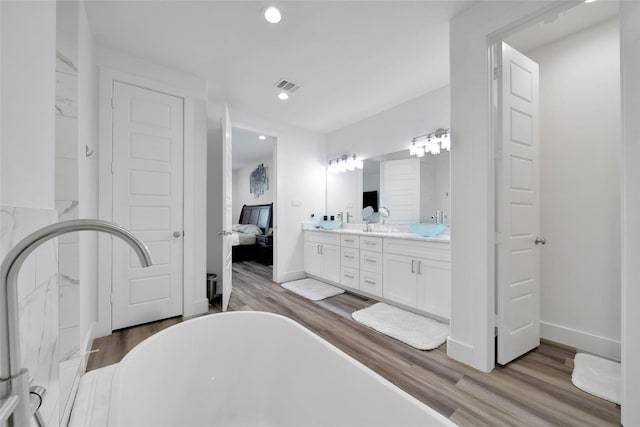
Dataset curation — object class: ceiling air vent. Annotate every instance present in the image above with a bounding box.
[274,78,302,94]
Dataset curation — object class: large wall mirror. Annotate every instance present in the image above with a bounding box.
[327,149,450,225]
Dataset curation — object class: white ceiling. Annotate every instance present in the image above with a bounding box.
[505,0,619,53]
[232,127,274,171]
[84,1,473,133]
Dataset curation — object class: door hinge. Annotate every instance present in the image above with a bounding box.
[110,293,114,304]
[110,162,114,174]
[493,67,502,80]
[110,98,114,109]
[494,314,504,328]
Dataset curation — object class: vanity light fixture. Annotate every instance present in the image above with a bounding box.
[409,128,450,157]
[328,154,363,173]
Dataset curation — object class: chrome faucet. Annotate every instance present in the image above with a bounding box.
[0,219,152,426]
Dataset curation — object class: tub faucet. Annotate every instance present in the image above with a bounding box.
[0,219,152,427]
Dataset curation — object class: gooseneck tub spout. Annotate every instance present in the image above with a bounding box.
[0,219,152,426]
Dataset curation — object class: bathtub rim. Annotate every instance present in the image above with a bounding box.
[107,311,456,427]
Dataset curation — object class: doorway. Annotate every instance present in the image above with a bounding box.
[494,2,621,364]
[231,128,276,271]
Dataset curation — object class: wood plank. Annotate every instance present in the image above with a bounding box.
[87,261,621,426]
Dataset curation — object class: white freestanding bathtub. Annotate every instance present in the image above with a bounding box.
[106,312,456,427]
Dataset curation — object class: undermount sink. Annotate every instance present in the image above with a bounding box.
[319,220,342,230]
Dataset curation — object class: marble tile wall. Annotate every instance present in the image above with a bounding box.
[0,206,60,427]
[56,32,80,362]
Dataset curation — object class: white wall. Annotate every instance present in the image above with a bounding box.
[1,1,56,209]
[232,155,274,222]
[0,2,60,425]
[524,19,621,360]
[327,86,450,161]
[326,86,450,224]
[621,1,640,424]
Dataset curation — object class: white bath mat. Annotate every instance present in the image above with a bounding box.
[281,278,345,301]
[572,353,621,404]
[352,302,448,350]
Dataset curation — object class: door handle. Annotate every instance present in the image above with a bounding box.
[411,259,415,274]
[417,260,422,275]
[534,237,546,245]
[173,231,182,238]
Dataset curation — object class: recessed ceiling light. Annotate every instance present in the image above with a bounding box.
[584,0,598,3]
[264,6,281,24]
[258,135,266,140]
[277,92,289,100]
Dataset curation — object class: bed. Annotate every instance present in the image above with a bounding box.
[231,203,273,264]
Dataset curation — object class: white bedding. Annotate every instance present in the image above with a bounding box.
[231,231,257,246]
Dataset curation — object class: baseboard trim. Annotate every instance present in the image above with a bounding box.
[540,320,621,361]
[276,270,306,284]
[447,337,477,368]
[186,297,209,317]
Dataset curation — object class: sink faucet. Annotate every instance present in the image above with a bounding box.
[0,219,152,426]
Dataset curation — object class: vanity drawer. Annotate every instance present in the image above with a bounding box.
[341,247,359,268]
[360,250,383,274]
[359,271,382,297]
[360,236,383,252]
[383,237,450,262]
[340,234,359,249]
[305,230,340,246]
[340,266,359,290]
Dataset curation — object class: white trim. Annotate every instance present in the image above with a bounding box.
[621,2,640,424]
[97,67,195,335]
[277,270,306,284]
[446,337,475,366]
[448,0,581,373]
[541,321,621,362]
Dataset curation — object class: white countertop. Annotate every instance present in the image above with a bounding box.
[302,222,451,243]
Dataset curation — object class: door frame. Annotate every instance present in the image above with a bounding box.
[447,0,581,372]
[97,68,195,336]
[230,119,279,283]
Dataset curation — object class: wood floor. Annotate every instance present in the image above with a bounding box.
[88,261,621,426]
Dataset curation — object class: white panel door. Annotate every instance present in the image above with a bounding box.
[112,81,184,330]
[497,43,540,365]
[304,241,323,277]
[221,105,233,311]
[380,158,421,224]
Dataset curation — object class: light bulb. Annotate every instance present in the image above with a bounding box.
[258,135,266,140]
[277,92,289,100]
[264,6,282,23]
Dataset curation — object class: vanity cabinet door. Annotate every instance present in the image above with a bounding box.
[382,253,417,308]
[321,243,341,283]
[304,241,323,277]
[416,258,451,319]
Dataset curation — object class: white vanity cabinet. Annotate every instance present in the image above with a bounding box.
[303,229,451,319]
[382,238,451,319]
[304,231,340,283]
